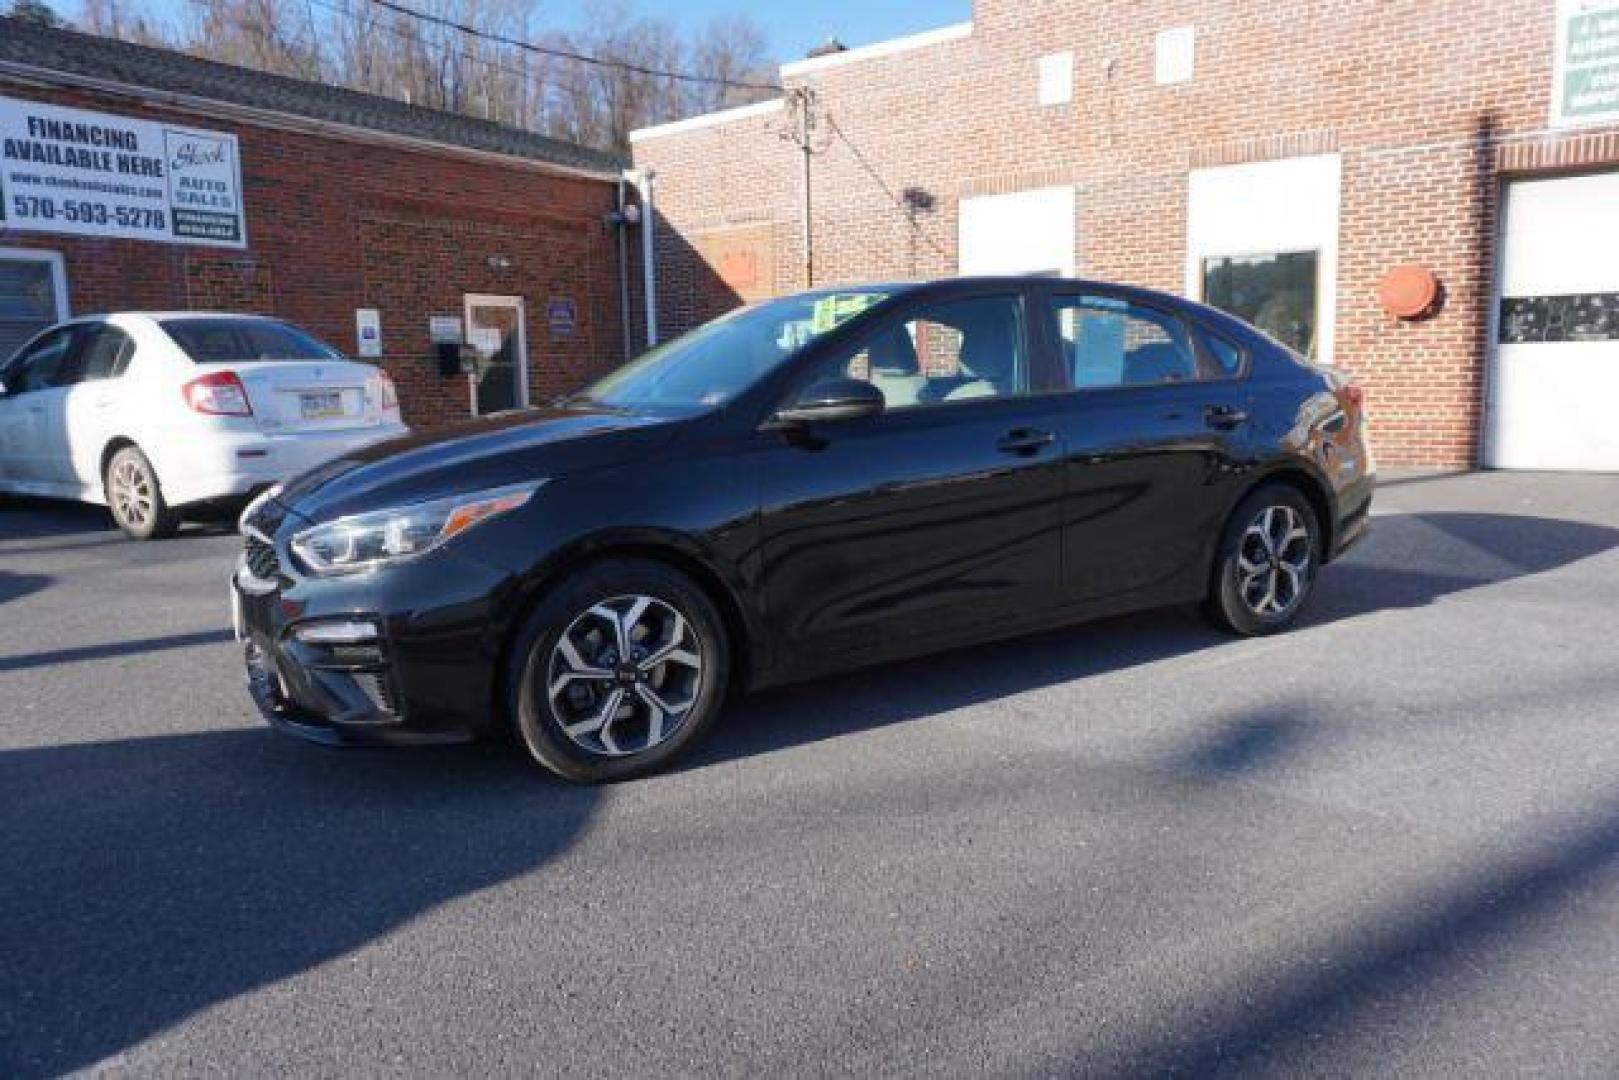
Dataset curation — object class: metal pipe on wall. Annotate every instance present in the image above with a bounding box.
[633,168,659,347]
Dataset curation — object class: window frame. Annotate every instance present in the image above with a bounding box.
[779,289,1058,417]
[1039,287,1244,395]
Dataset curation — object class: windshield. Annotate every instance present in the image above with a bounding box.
[161,318,344,363]
[577,289,892,412]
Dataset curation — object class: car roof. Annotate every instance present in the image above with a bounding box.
[66,312,289,324]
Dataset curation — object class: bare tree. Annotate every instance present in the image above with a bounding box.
[688,13,771,115]
[66,0,775,154]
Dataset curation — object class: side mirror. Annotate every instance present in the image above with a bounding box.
[773,377,885,426]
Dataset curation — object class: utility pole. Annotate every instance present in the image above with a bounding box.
[779,87,828,289]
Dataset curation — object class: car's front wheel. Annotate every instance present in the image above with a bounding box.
[1204,484,1321,636]
[106,445,180,541]
[509,558,730,782]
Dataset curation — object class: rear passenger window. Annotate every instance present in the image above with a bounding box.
[1197,327,1246,378]
[77,325,135,382]
[1050,295,1198,389]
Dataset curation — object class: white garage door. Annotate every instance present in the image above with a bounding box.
[1488,172,1619,471]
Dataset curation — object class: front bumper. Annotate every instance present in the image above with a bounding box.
[231,533,507,747]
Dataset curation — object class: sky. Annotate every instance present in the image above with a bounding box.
[574,0,974,60]
[53,0,975,62]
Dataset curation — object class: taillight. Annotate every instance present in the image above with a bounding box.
[183,371,253,417]
[379,371,398,411]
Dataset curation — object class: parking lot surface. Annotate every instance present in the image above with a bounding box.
[4,471,1619,1076]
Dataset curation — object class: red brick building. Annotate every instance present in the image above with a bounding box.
[0,21,630,430]
[633,0,1619,470]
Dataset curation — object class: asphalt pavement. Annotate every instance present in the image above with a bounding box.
[3,471,1619,1077]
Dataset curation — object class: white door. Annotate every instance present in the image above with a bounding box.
[464,295,529,416]
[1488,172,1619,471]
[0,324,77,486]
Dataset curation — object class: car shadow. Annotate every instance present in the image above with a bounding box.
[0,496,235,543]
[0,731,598,1078]
[0,570,52,607]
[692,510,1619,770]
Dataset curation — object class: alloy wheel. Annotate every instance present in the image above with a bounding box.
[1236,504,1312,618]
[111,458,153,529]
[545,594,704,757]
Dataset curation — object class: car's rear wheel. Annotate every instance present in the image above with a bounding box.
[106,445,180,541]
[509,558,730,782]
[1204,484,1320,636]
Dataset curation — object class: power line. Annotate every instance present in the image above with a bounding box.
[823,111,950,261]
[361,0,781,93]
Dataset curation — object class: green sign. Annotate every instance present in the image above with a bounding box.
[1555,1,1619,125]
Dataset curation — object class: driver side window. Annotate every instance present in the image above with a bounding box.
[811,296,1027,411]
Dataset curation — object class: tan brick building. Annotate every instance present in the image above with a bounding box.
[632,0,1619,470]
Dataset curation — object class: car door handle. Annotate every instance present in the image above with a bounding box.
[995,427,1055,456]
[1204,405,1249,430]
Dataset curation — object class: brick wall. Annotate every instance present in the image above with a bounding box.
[0,79,623,430]
[634,0,1619,468]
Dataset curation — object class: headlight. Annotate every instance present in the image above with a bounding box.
[290,481,543,576]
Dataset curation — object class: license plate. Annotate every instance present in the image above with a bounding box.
[299,391,345,420]
[231,578,246,641]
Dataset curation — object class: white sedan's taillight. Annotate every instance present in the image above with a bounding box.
[183,371,253,416]
[379,371,399,412]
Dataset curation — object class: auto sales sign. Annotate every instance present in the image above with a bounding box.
[0,96,247,248]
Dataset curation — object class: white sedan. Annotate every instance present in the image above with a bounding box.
[0,313,407,539]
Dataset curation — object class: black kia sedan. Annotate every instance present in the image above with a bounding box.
[233,277,1373,781]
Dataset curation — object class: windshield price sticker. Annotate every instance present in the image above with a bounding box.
[0,95,247,248]
[810,293,883,333]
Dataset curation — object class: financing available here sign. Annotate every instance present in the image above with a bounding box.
[1554,0,1619,126]
[0,96,247,248]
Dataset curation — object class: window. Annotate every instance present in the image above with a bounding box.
[5,326,78,394]
[76,324,135,382]
[1202,251,1319,359]
[1050,294,1198,388]
[1197,326,1246,377]
[810,295,1027,410]
[0,250,67,366]
[161,318,342,363]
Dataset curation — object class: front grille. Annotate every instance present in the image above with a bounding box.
[245,535,281,581]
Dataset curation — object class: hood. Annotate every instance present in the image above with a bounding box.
[277,405,681,522]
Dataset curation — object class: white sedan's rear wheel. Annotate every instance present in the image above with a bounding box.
[106,446,180,541]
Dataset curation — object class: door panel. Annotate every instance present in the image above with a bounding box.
[1041,290,1250,604]
[1056,384,1249,603]
[0,325,78,485]
[757,396,1066,660]
[465,296,527,416]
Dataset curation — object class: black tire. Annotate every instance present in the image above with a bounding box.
[105,445,181,541]
[1203,483,1321,636]
[508,558,731,783]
